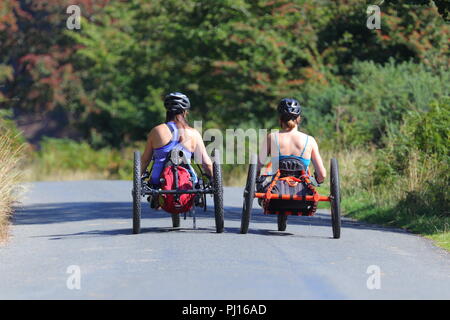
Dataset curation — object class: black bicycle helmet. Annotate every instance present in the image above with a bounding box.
[164,92,191,113]
[277,98,302,118]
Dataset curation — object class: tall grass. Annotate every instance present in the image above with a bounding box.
[338,148,449,250]
[0,127,24,241]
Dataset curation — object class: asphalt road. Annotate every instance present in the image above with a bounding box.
[1,180,449,299]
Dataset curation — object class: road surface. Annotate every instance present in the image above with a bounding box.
[1,181,449,299]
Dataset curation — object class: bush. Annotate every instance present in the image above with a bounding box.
[302,60,449,149]
[376,97,449,177]
[342,98,449,246]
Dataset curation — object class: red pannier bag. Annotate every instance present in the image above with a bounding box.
[158,165,195,214]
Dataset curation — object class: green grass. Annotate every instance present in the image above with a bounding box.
[341,191,450,251]
[427,233,450,251]
[24,138,143,181]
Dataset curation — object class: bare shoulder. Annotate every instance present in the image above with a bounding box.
[308,134,317,144]
[150,123,169,136]
[308,135,319,149]
[184,128,202,151]
[190,127,203,137]
[299,131,317,147]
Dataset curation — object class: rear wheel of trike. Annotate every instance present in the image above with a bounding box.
[171,213,180,228]
[277,213,287,231]
[212,149,224,233]
[240,154,257,234]
[132,151,142,234]
[330,158,341,239]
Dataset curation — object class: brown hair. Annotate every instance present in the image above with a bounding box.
[279,114,300,131]
[166,110,191,129]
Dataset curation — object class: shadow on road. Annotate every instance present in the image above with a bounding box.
[14,201,408,239]
[36,226,335,240]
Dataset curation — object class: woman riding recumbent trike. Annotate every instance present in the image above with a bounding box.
[132,147,224,234]
[240,154,341,238]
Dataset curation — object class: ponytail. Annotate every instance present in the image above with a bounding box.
[279,114,300,131]
[166,110,191,129]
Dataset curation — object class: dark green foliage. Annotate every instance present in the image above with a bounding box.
[379,97,449,175]
[67,0,449,146]
[302,60,449,148]
[371,98,449,223]
[385,0,449,22]
[2,0,447,147]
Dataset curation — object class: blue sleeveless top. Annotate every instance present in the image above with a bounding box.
[273,132,311,169]
[150,122,196,185]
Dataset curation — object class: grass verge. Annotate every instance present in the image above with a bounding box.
[342,192,449,251]
[0,128,24,242]
[335,148,449,252]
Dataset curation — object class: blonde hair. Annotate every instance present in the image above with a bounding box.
[279,114,300,131]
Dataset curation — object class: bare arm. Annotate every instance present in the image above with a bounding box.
[257,133,272,173]
[310,137,326,183]
[141,132,153,176]
[194,131,213,177]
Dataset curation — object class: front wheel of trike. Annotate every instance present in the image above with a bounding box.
[240,154,257,234]
[212,149,224,233]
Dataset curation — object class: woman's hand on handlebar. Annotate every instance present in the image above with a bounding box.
[314,171,324,184]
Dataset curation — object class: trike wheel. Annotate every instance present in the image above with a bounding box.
[212,149,224,233]
[241,154,257,234]
[132,151,142,234]
[330,158,341,239]
[277,213,287,231]
[171,213,180,228]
